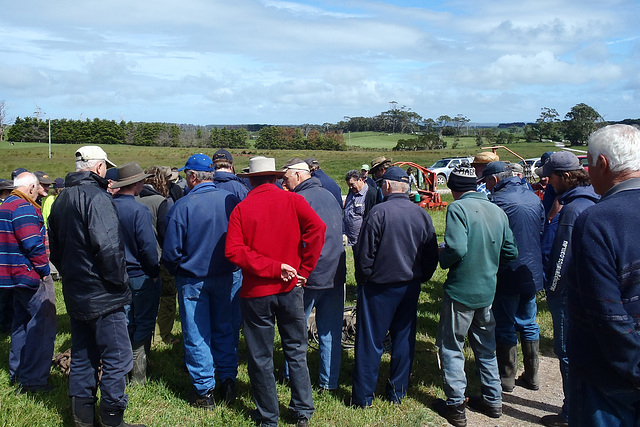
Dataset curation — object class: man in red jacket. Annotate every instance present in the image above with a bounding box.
[226,157,325,427]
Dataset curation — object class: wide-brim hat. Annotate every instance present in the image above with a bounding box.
[371,156,392,171]
[238,157,284,178]
[471,151,499,165]
[0,179,14,191]
[110,162,152,189]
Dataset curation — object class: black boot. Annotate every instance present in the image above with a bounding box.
[71,396,96,427]
[98,403,146,427]
[516,340,540,390]
[496,343,518,392]
[130,339,149,386]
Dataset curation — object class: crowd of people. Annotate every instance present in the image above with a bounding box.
[0,123,639,427]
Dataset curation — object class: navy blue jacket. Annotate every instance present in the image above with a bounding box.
[162,182,239,278]
[293,177,344,289]
[214,171,249,201]
[355,192,438,285]
[311,169,343,207]
[568,178,640,391]
[545,185,599,294]
[113,194,160,279]
[490,177,544,295]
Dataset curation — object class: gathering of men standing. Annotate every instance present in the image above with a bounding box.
[481,161,545,393]
[49,146,144,427]
[162,153,240,408]
[0,171,56,393]
[351,166,438,407]
[225,156,325,427]
[281,158,346,393]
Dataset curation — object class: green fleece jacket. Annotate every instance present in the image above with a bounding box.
[439,191,518,309]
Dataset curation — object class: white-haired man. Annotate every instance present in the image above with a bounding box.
[567,124,640,426]
[0,172,55,394]
[49,146,144,427]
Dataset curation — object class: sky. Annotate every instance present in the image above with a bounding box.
[1,0,639,126]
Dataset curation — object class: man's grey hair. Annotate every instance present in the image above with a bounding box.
[588,124,640,173]
[186,169,214,182]
[13,172,38,188]
[493,171,514,182]
[384,180,409,194]
[76,159,104,172]
[345,169,363,182]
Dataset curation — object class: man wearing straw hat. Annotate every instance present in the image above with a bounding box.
[111,162,160,386]
[226,156,326,427]
[162,153,240,408]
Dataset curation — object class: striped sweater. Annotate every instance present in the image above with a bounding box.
[0,190,50,288]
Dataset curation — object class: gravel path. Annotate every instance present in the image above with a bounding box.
[434,354,564,426]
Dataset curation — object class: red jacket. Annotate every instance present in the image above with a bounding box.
[225,183,325,298]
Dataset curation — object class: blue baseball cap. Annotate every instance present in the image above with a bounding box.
[178,153,214,172]
[381,166,410,183]
[480,161,508,181]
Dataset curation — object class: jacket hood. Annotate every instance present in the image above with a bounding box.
[214,171,243,183]
[139,184,161,197]
[65,171,109,190]
[293,176,322,193]
[558,185,600,206]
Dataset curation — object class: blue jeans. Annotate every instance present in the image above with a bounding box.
[352,280,421,406]
[493,291,540,345]
[569,376,640,427]
[124,274,161,343]
[242,287,314,427]
[547,291,569,421]
[69,308,132,410]
[436,294,502,407]
[283,282,345,389]
[176,273,237,395]
[231,269,242,349]
[9,276,57,386]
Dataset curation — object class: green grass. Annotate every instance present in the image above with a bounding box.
[0,140,554,426]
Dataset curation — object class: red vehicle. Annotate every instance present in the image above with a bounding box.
[576,155,589,172]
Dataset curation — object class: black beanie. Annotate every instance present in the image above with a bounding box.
[447,164,477,192]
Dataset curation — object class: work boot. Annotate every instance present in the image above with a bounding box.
[516,340,540,390]
[98,403,146,427]
[129,341,147,386]
[218,378,237,405]
[466,395,502,418]
[72,396,96,427]
[496,343,518,392]
[433,398,466,427]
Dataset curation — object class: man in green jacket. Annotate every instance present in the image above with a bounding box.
[434,164,518,427]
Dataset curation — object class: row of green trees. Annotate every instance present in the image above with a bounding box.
[255,126,346,150]
[523,103,604,145]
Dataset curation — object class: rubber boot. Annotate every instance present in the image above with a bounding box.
[130,340,148,386]
[72,396,96,427]
[99,403,146,427]
[517,340,540,390]
[496,343,518,392]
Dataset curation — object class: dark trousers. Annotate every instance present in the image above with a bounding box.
[352,280,421,406]
[242,287,314,426]
[69,308,133,410]
[0,288,14,334]
[9,276,57,386]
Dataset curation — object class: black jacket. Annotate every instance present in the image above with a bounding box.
[49,171,130,320]
[355,192,438,285]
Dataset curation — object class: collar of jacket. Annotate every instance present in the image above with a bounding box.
[293,176,321,193]
[9,189,41,210]
[602,177,640,200]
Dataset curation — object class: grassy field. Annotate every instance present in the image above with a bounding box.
[0,137,554,426]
